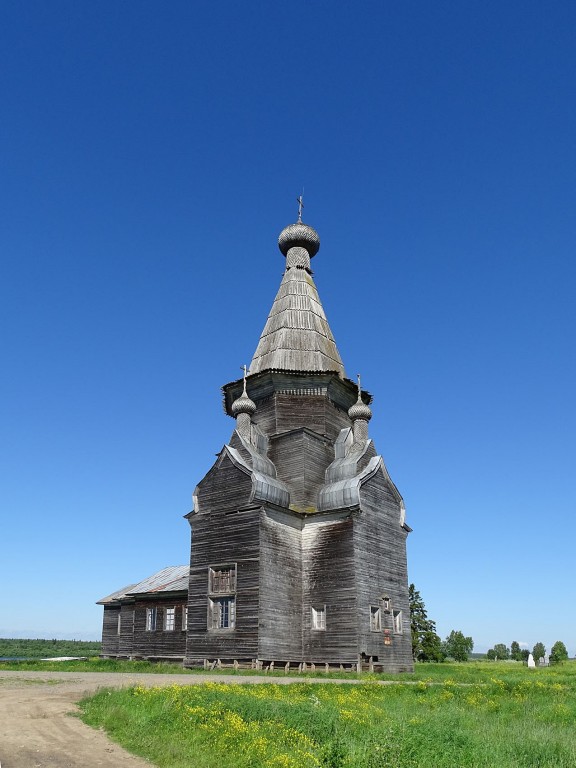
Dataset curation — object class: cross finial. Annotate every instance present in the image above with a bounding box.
[241,364,248,393]
[357,373,362,401]
[297,193,304,223]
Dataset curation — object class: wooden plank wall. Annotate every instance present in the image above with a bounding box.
[259,507,303,660]
[270,429,332,512]
[301,514,359,664]
[131,599,188,659]
[118,603,135,657]
[254,393,351,442]
[185,476,261,664]
[194,450,253,515]
[101,605,120,656]
[354,469,413,672]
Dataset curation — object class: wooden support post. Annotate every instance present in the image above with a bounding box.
[234,660,239,670]
[325,663,329,674]
[310,662,316,672]
[285,662,290,674]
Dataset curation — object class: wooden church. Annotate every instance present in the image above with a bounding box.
[99,210,413,673]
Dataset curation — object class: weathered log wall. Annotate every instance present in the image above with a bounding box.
[131,600,187,658]
[354,469,413,672]
[101,605,120,656]
[301,513,358,663]
[259,507,303,660]
[185,470,261,664]
[270,428,333,512]
[254,393,350,442]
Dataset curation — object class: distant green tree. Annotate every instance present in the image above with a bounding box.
[493,643,510,660]
[510,641,523,661]
[443,630,474,662]
[520,649,530,662]
[550,641,568,664]
[408,584,445,662]
[486,648,497,660]
[532,642,546,662]
[420,630,446,662]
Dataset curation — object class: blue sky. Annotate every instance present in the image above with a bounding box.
[1,1,574,654]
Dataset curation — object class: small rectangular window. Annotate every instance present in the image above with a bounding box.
[393,609,403,634]
[370,606,381,631]
[208,565,236,594]
[208,597,236,629]
[146,607,157,631]
[311,606,326,631]
[164,607,175,631]
[182,605,188,631]
[117,614,122,635]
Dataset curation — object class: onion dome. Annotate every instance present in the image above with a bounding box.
[231,367,256,417]
[278,222,320,258]
[348,375,372,422]
[348,396,372,422]
[231,386,256,417]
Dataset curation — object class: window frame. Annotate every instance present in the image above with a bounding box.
[393,609,403,634]
[163,606,176,632]
[145,607,157,632]
[208,596,236,630]
[311,605,326,631]
[370,605,382,632]
[181,605,188,631]
[208,564,237,594]
[207,563,237,631]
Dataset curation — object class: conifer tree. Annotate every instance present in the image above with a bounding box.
[408,584,445,662]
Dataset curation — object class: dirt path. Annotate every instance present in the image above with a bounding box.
[0,670,366,768]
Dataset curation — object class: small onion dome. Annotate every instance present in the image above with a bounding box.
[348,394,372,422]
[231,388,256,417]
[278,222,320,257]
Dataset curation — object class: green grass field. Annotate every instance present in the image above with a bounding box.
[76,661,576,768]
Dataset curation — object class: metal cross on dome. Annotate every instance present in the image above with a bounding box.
[297,194,304,223]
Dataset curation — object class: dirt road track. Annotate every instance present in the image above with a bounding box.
[0,670,366,768]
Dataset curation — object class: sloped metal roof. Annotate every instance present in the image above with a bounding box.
[96,582,139,605]
[96,565,189,604]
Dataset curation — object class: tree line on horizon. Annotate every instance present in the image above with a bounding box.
[0,638,102,659]
[486,640,569,664]
[409,585,571,664]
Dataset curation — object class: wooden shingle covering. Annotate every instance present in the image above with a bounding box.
[249,265,345,377]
